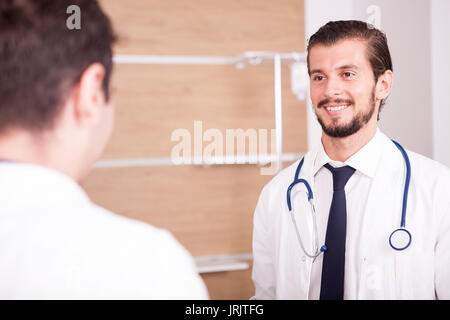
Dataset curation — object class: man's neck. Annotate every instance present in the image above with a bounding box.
[0,129,80,181]
[321,122,377,162]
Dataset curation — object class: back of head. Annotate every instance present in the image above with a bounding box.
[0,0,116,133]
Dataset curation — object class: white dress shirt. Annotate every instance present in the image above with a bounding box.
[0,162,208,299]
[309,128,382,299]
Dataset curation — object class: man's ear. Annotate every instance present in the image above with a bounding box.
[375,69,394,102]
[72,63,107,127]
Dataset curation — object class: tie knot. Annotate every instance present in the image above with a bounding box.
[324,163,355,191]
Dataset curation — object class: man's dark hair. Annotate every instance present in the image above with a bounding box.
[0,0,116,133]
[307,20,393,115]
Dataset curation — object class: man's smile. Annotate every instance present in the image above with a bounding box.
[322,103,352,116]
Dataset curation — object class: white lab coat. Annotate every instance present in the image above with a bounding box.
[0,162,208,299]
[252,131,450,299]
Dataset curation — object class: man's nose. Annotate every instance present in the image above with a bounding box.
[324,76,344,97]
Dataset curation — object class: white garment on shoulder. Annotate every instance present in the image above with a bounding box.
[0,162,209,299]
[252,128,450,299]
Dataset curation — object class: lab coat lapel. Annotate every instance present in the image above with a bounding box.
[279,147,319,299]
[296,146,320,257]
[357,134,404,299]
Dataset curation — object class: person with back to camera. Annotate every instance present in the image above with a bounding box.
[0,0,208,299]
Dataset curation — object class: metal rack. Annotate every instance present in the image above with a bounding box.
[100,51,308,171]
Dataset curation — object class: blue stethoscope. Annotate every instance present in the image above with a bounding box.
[286,140,412,258]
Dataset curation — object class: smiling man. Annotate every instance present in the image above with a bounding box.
[252,20,450,300]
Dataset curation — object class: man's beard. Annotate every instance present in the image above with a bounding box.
[315,88,376,138]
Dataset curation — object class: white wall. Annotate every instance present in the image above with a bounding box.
[431,0,450,167]
[305,0,450,166]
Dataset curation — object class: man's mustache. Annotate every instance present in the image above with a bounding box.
[317,98,354,108]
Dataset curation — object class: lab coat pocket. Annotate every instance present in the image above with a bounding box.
[358,255,397,299]
[393,246,435,299]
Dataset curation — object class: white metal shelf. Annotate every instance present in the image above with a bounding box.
[194,253,252,274]
[94,153,302,168]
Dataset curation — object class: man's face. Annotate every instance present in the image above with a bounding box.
[308,38,378,138]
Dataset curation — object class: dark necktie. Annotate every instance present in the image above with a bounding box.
[320,163,355,300]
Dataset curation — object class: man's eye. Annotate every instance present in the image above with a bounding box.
[313,75,324,81]
[343,72,354,78]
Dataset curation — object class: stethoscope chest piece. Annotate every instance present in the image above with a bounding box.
[389,228,412,251]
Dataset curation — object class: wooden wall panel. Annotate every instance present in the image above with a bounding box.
[99,0,304,55]
[104,64,307,159]
[89,0,305,299]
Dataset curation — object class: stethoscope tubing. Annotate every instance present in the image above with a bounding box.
[287,139,412,254]
[391,140,411,228]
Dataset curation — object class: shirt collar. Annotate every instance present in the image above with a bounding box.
[312,127,382,178]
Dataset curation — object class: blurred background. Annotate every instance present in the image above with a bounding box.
[80,0,450,299]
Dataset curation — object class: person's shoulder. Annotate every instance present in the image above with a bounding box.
[81,205,209,298]
[73,204,193,268]
[86,205,200,272]
[259,147,318,198]
[86,204,182,249]
[407,150,450,181]
[380,131,450,181]
[261,158,302,195]
[404,150,450,202]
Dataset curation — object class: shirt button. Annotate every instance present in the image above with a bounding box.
[301,256,306,262]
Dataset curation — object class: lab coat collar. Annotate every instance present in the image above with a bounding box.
[0,161,90,207]
[312,127,383,178]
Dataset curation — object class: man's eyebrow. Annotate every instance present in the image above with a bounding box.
[310,69,323,75]
[336,64,360,70]
[310,64,359,75]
